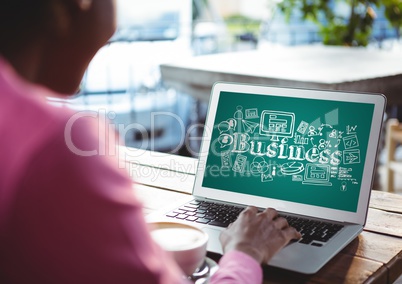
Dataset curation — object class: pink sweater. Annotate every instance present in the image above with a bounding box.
[0,57,262,284]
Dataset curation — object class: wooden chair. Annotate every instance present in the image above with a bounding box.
[385,118,402,192]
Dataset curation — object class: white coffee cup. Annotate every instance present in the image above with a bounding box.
[149,221,209,276]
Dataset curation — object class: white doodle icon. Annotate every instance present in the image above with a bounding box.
[294,134,309,145]
[281,162,305,175]
[292,175,303,182]
[297,121,309,134]
[234,106,244,132]
[308,126,318,136]
[259,110,295,141]
[245,108,259,119]
[218,119,237,133]
[221,151,232,169]
[242,120,259,133]
[302,164,332,186]
[261,172,273,182]
[343,149,361,164]
[343,134,359,149]
[218,134,233,148]
[346,125,357,134]
[232,154,247,173]
[340,181,347,191]
[250,157,269,175]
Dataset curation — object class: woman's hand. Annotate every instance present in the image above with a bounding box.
[220,206,301,263]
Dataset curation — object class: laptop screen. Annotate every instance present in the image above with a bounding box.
[201,90,375,213]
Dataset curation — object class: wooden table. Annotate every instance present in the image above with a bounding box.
[160,45,402,106]
[122,148,402,283]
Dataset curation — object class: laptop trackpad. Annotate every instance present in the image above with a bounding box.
[202,227,224,255]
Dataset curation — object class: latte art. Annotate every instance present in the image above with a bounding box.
[151,228,206,251]
[148,222,209,276]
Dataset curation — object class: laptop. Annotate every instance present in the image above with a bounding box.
[147,82,386,274]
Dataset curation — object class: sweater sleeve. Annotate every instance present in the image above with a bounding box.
[210,250,263,284]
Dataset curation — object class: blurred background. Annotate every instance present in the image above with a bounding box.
[57,0,401,158]
[50,3,402,279]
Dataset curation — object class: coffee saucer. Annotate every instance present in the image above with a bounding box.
[188,257,219,283]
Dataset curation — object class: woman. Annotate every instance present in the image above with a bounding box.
[0,0,300,283]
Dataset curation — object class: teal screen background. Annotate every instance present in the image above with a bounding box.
[202,91,375,212]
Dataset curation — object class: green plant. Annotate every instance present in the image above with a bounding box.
[277,0,402,46]
[224,14,261,38]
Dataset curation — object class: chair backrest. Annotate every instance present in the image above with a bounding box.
[385,118,402,192]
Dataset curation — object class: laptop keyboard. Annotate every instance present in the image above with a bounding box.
[166,200,344,246]
[166,200,244,228]
[278,214,344,246]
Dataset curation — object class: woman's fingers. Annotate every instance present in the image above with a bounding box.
[273,217,289,229]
